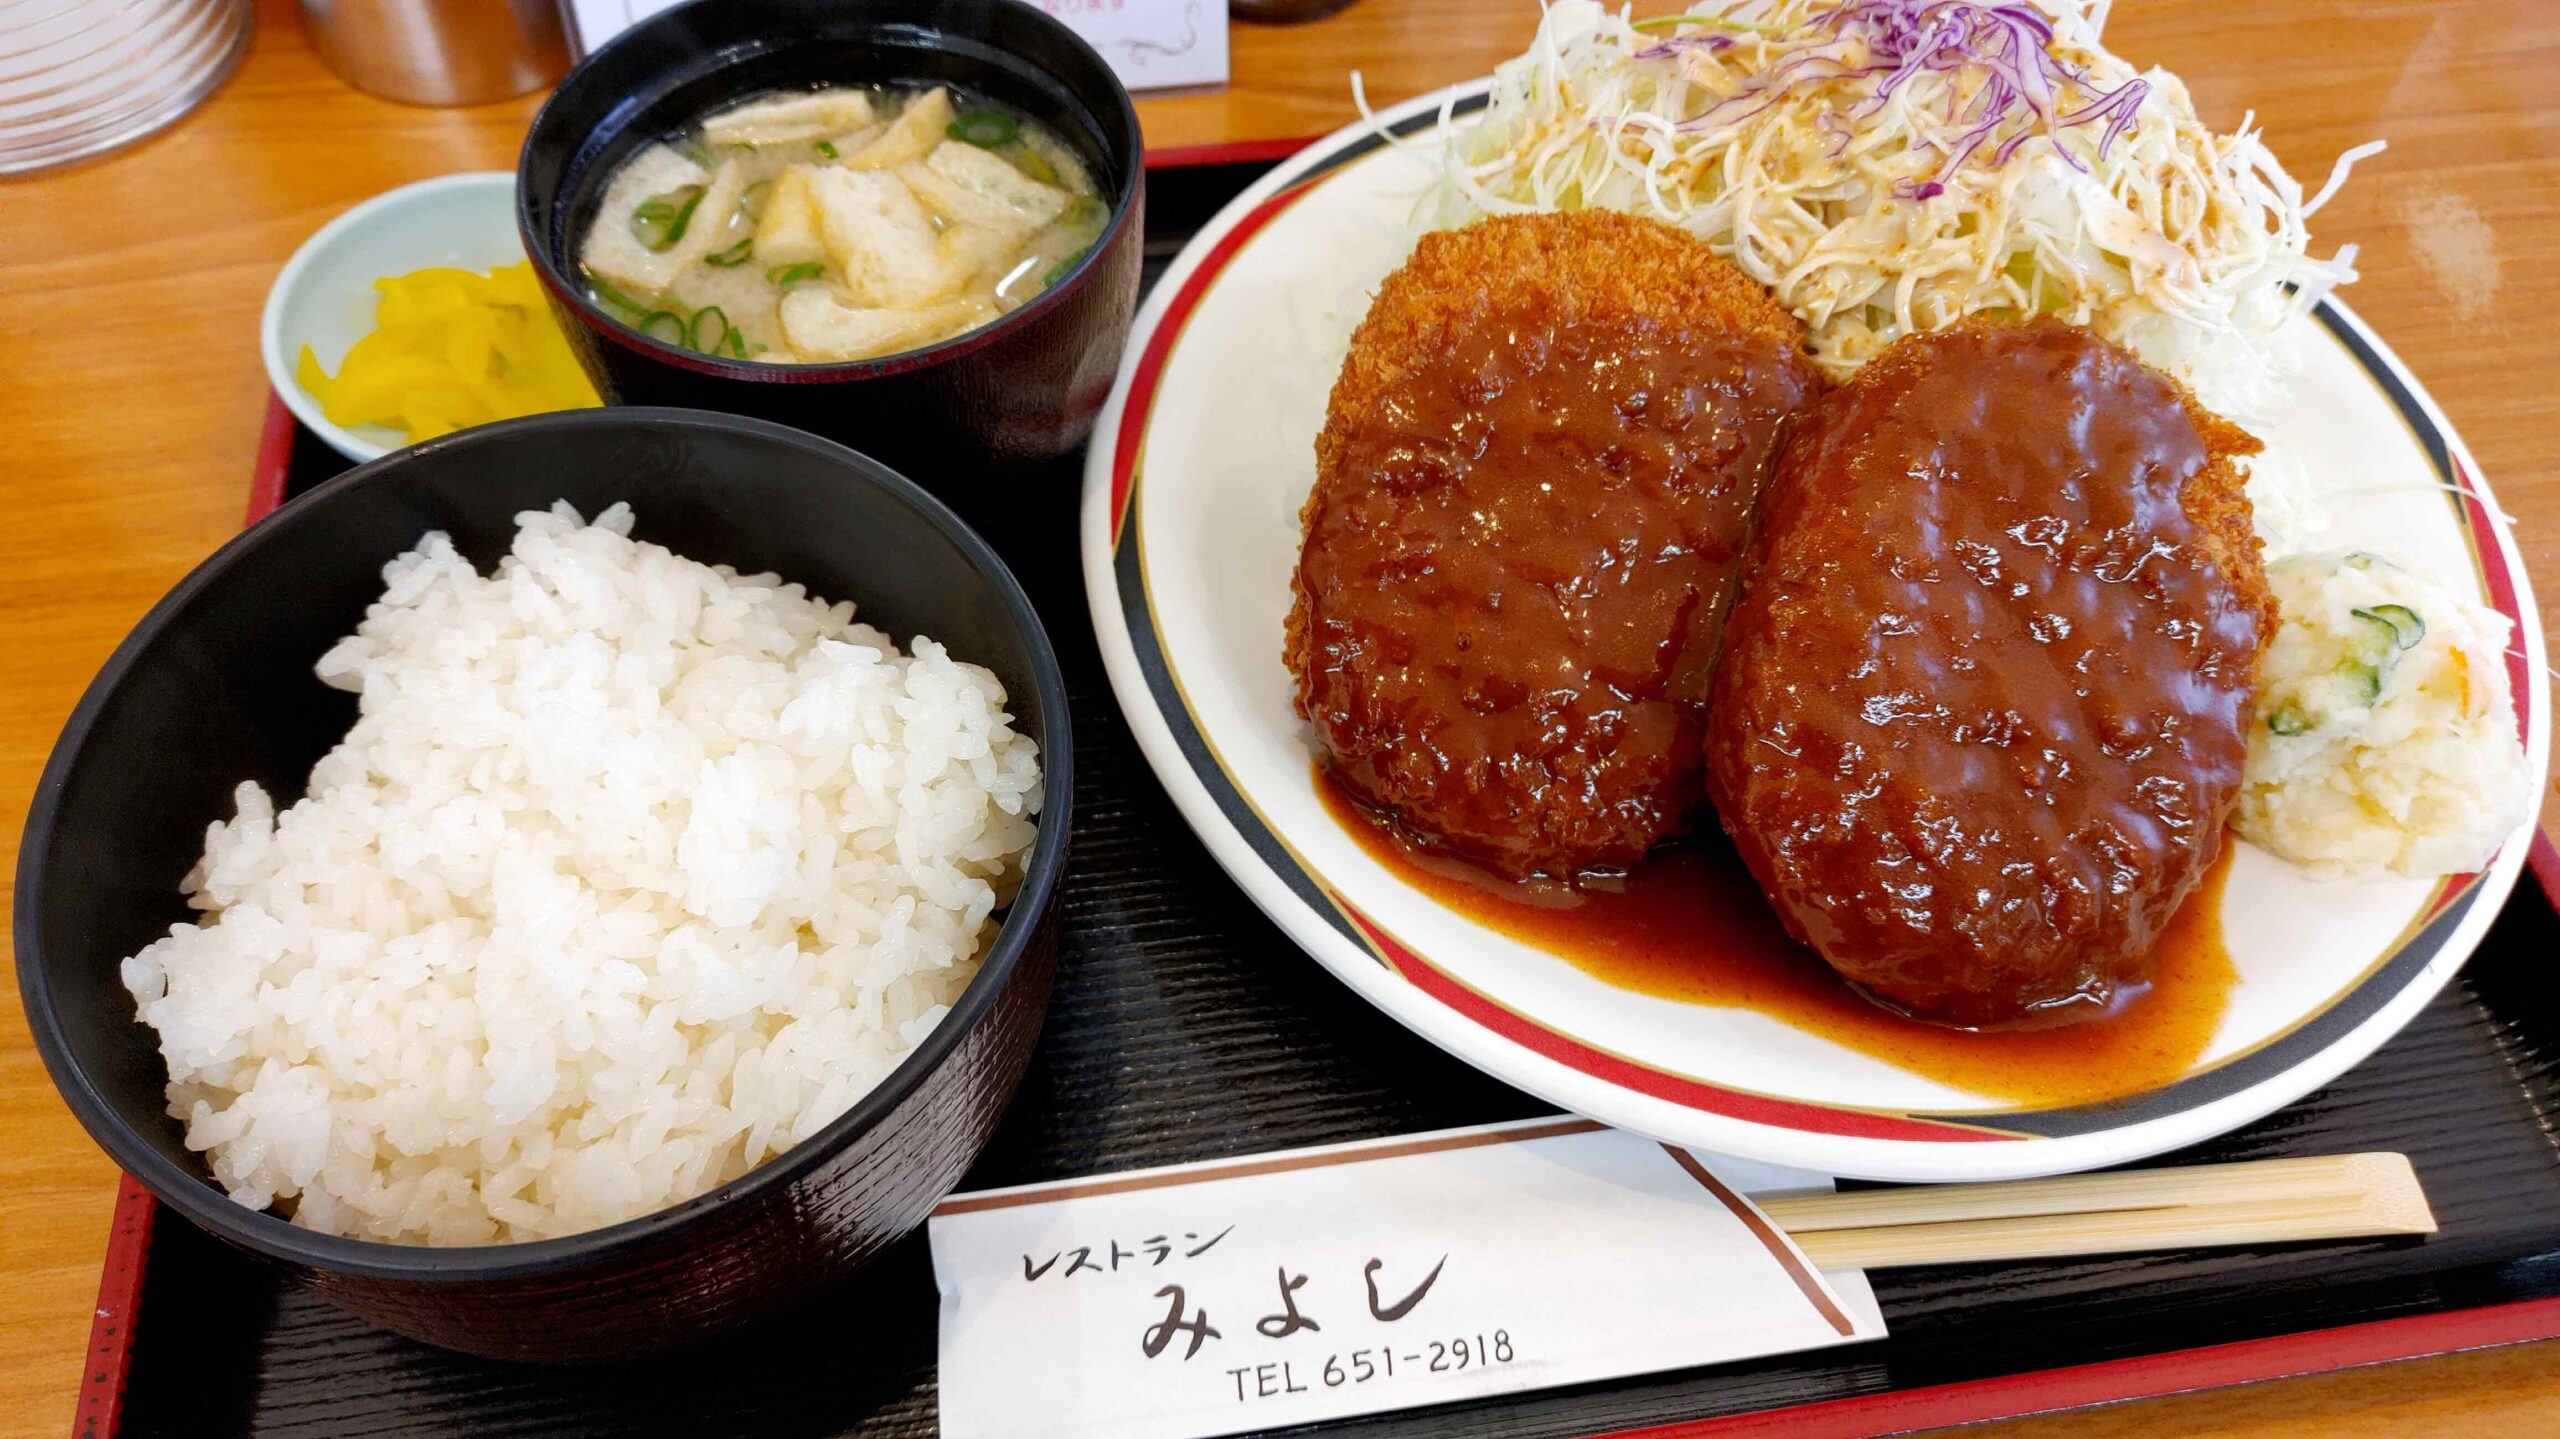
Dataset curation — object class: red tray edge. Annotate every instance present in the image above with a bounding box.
[1590,1295,2560,1439]
[77,1146,2560,1439]
[74,1177,156,1439]
[1145,135,1324,169]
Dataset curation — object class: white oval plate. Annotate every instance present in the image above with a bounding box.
[1081,85,2550,1182]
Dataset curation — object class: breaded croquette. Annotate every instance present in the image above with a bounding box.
[1704,316,2273,1026]
[1289,211,1821,879]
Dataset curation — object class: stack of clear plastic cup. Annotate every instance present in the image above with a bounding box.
[0,0,251,176]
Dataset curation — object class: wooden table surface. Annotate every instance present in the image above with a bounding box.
[1,0,2554,1434]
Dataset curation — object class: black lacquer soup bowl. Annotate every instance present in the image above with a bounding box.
[518,0,1146,486]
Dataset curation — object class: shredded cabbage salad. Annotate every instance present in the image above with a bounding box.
[1383,0,2381,413]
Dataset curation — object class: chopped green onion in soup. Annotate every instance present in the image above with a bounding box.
[947,110,1019,148]
[687,306,733,352]
[1007,145,1058,185]
[630,185,705,252]
[582,267,651,318]
[1040,246,1091,289]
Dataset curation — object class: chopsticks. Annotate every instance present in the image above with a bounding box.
[1759,1153,2435,1270]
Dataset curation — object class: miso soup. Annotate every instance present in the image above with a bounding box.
[579,84,1109,363]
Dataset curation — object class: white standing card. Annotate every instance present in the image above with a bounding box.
[1017,0,1228,90]
[560,0,691,55]
[929,1117,1886,1439]
[562,0,1230,92]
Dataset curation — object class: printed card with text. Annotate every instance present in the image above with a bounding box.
[564,0,1228,91]
[929,1118,1887,1439]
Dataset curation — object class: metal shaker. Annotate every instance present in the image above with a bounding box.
[300,0,571,106]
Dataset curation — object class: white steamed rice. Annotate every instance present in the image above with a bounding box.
[119,501,1042,1244]
[2235,550,2526,877]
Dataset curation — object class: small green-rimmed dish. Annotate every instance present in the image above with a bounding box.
[259,172,524,463]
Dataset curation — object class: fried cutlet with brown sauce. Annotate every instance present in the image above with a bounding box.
[1289,211,1821,880]
[1704,315,2272,1027]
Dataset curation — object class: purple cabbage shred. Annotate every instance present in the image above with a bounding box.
[1631,33,1736,62]
[1658,0,2150,199]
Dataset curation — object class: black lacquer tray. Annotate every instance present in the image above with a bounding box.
[79,154,2560,1439]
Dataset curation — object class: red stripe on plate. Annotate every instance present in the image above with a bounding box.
[2453,460,2532,756]
[2424,870,2477,919]
[2533,830,2560,916]
[247,393,295,524]
[2450,456,2551,915]
[75,1177,158,1439]
[2519,824,2560,911]
[1145,135,1317,169]
[1338,903,2013,1145]
[1588,1294,2560,1439]
[1110,178,1326,541]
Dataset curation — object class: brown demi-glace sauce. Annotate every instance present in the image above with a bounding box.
[1702,318,2270,1029]
[1317,767,2235,1109]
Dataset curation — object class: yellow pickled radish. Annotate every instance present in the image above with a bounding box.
[295,260,601,441]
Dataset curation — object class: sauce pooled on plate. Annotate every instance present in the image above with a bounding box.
[1318,768,2236,1109]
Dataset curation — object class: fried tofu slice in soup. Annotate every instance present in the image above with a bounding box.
[579,145,712,299]
[808,166,960,307]
[778,290,994,361]
[899,141,1069,235]
[844,86,955,170]
[753,165,831,268]
[809,142,1070,312]
[1703,317,2274,1028]
[702,90,876,146]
